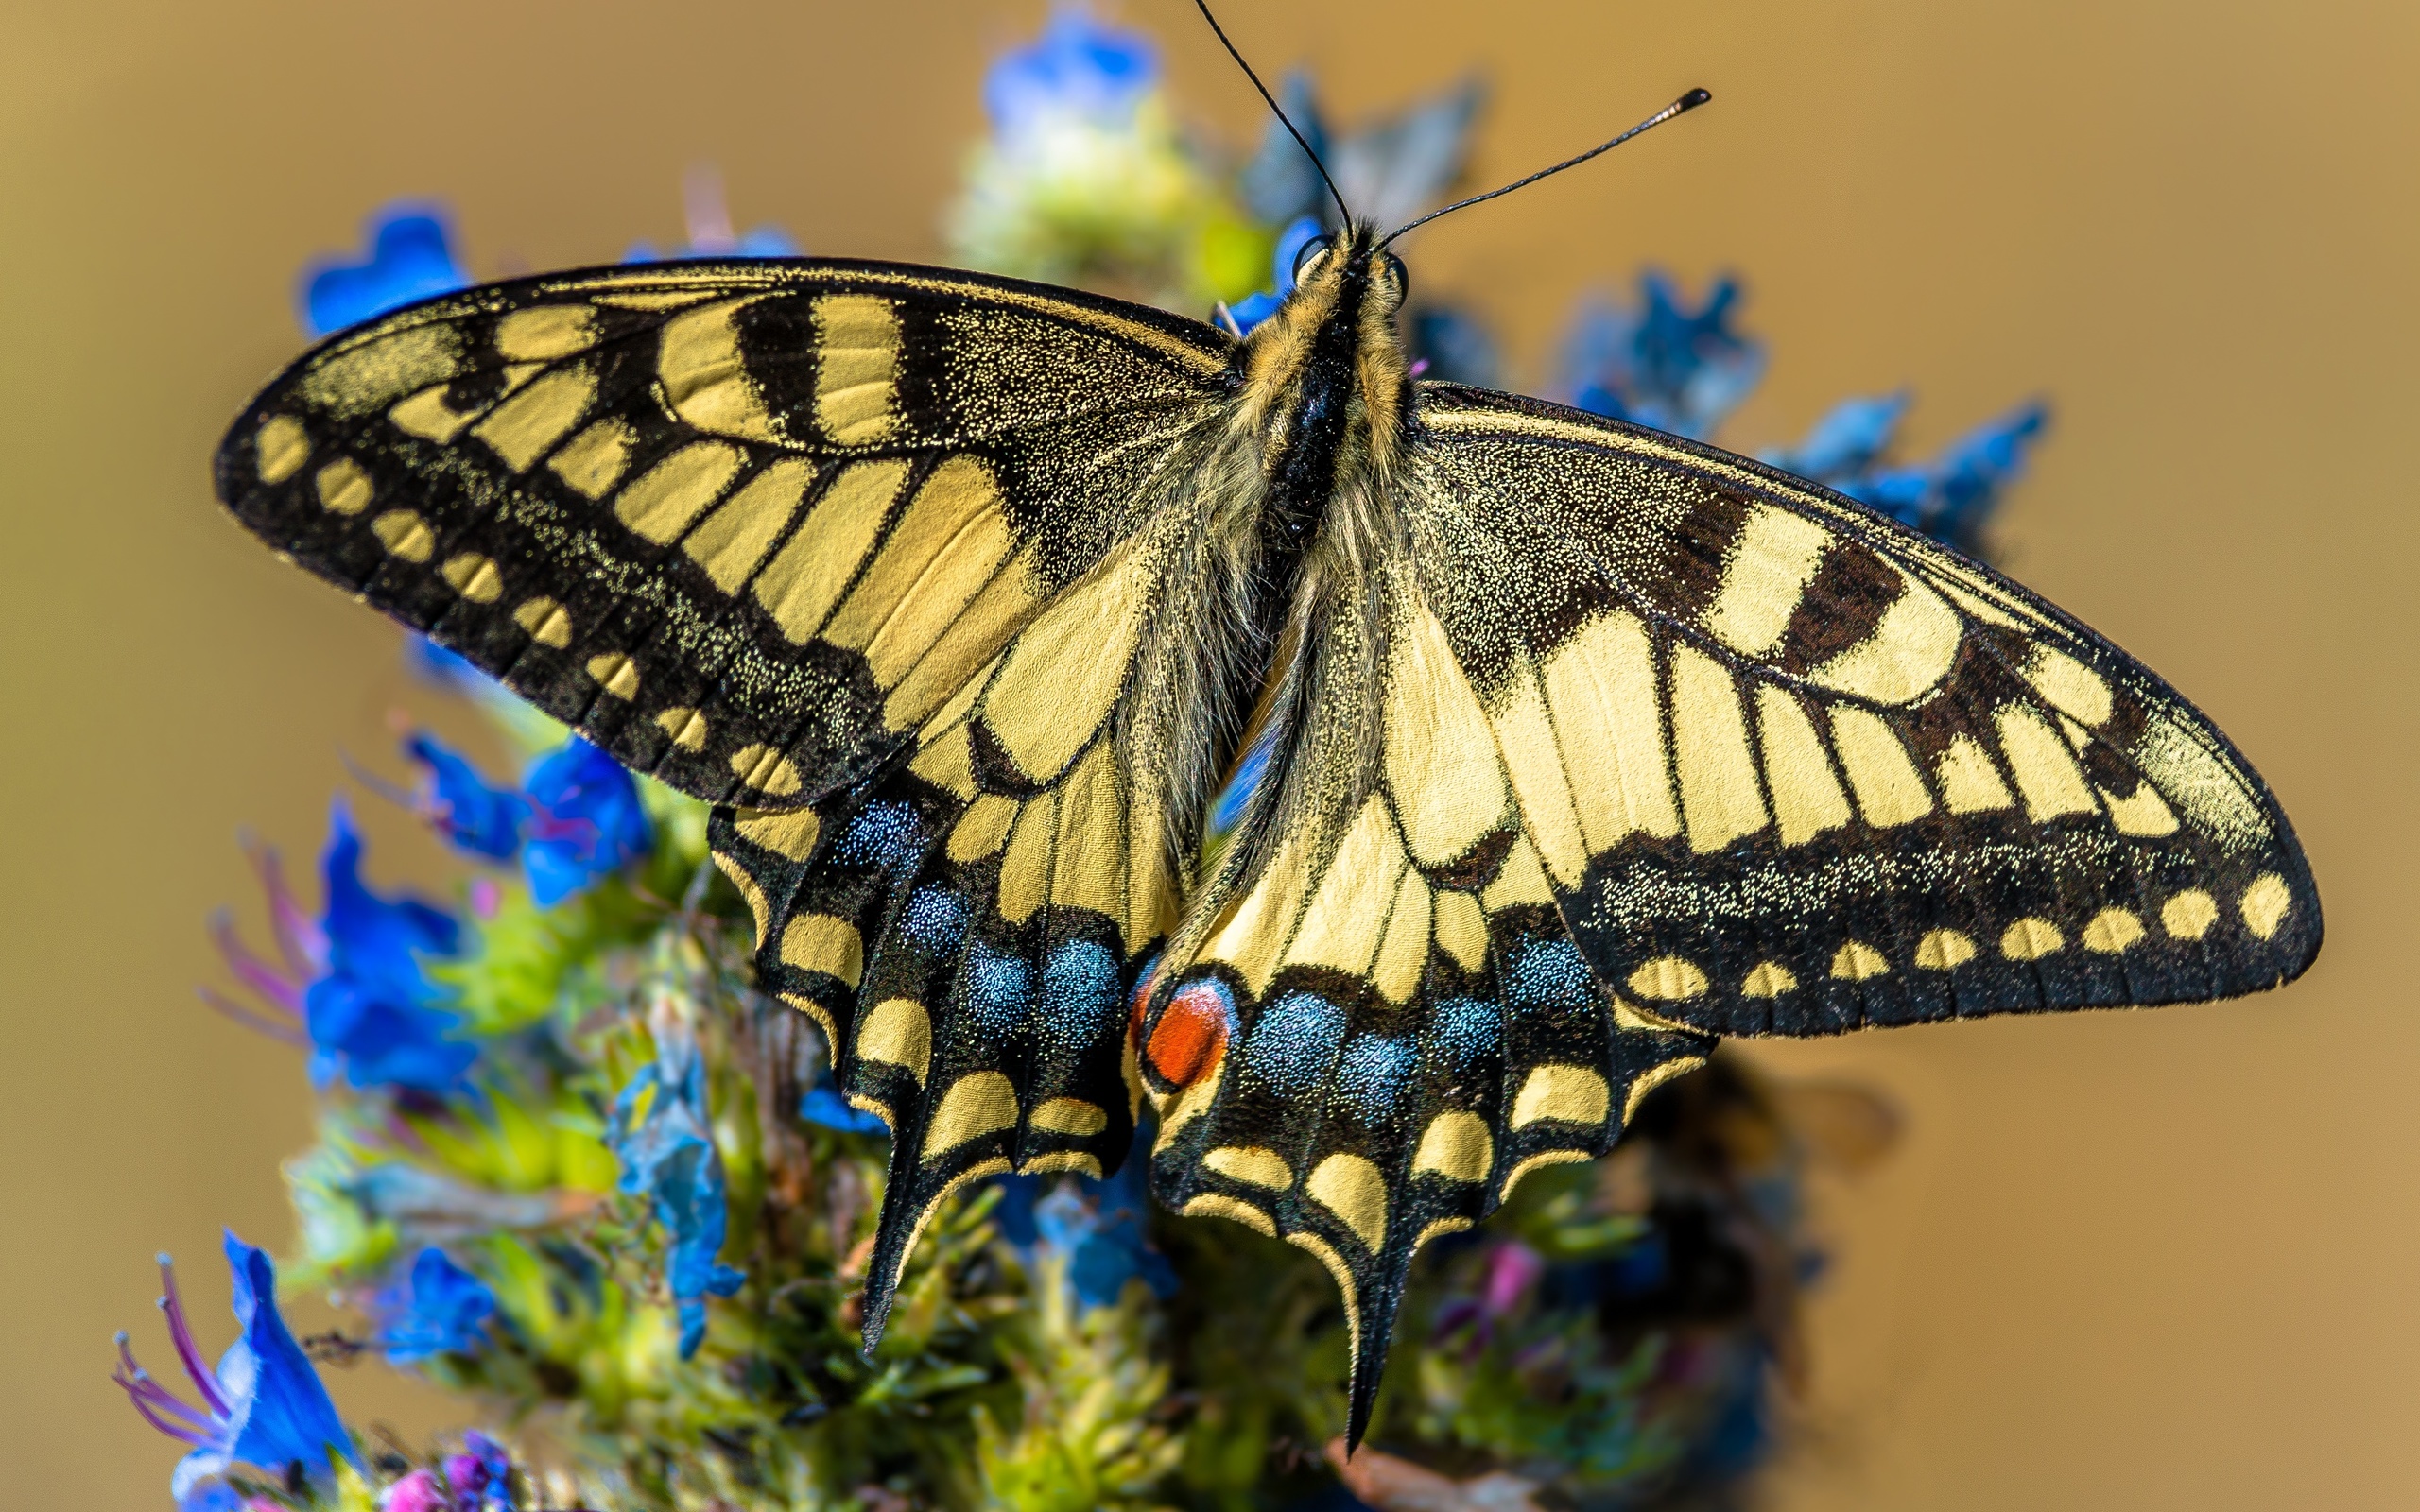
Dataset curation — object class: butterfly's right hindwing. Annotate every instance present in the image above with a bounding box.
[215,260,1229,808]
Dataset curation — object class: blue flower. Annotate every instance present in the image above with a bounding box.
[983,4,1157,136]
[208,806,473,1094]
[406,636,503,699]
[799,1083,890,1136]
[609,1016,744,1357]
[1011,1146,1176,1312]
[372,1247,496,1363]
[521,738,651,906]
[1767,395,2050,549]
[112,1236,356,1508]
[1227,215,1323,334]
[1563,271,1766,440]
[389,732,650,904]
[300,205,468,338]
[403,735,528,862]
[308,804,475,1093]
[623,164,798,263]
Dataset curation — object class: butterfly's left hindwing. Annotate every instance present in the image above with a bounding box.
[215,259,1227,808]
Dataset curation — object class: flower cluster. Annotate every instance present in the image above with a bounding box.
[116,8,2028,1509]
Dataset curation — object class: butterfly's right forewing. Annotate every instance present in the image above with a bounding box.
[216,259,1229,809]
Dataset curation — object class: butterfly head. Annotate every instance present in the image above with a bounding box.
[1236,221,1413,472]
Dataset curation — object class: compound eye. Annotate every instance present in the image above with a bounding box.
[1381,251,1410,301]
[1291,232,1337,282]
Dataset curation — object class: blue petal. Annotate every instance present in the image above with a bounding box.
[1561,270,1766,440]
[375,1247,496,1363]
[404,734,528,861]
[983,5,1158,134]
[799,1084,890,1135]
[406,635,504,698]
[215,1233,354,1484]
[320,802,460,993]
[300,206,468,338]
[1765,393,1910,482]
[521,738,651,905]
[302,975,476,1093]
[611,1032,744,1358]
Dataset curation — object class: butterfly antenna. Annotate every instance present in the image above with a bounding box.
[1378,87,1711,249]
[1191,0,1351,226]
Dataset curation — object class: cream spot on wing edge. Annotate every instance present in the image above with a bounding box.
[1914,930,1977,970]
[1830,941,1890,980]
[315,457,372,514]
[2001,917,2064,960]
[256,415,310,482]
[2082,908,2145,954]
[371,510,434,561]
[513,597,573,647]
[2239,874,2292,939]
[856,998,931,1083]
[730,744,804,797]
[923,1071,1018,1157]
[1203,1146,1294,1190]
[584,653,639,699]
[1411,1111,1491,1182]
[1305,1153,1389,1251]
[2162,889,2220,939]
[1705,505,1832,656]
[1511,1065,1609,1128]
[1627,956,1708,1001]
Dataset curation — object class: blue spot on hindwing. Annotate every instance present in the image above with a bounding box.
[966,943,1034,1038]
[1040,940,1122,1049]
[836,801,923,870]
[1242,992,1347,1098]
[897,887,970,954]
[1426,997,1500,1067]
[1502,939,1592,1010]
[1333,1035,1416,1122]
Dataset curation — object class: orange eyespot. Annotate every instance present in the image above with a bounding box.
[1147,981,1233,1087]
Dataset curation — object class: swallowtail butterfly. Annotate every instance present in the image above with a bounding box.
[213,106,2319,1443]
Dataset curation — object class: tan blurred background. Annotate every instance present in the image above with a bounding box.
[4,0,2413,1505]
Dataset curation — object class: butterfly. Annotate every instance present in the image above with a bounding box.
[213,184,2320,1442]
